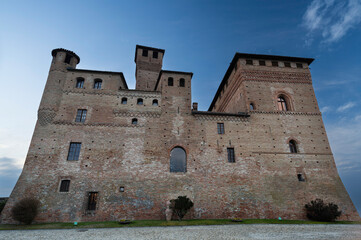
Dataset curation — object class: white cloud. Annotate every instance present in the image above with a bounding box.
[302,0,361,43]
[337,102,356,112]
[320,106,331,113]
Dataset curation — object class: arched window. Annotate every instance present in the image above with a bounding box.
[132,118,138,125]
[76,77,84,88]
[137,98,143,105]
[170,147,186,172]
[168,77,174,86]
[179,78,185,87]
[94,79,102,89]
[152,99,158,106]
[250,103,255,111]
[289,140,297,153]
[121,97,127,104]
[277,95,288,111]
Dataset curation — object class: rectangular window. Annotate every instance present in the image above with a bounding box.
[217,123,225,134]
[153,51,158,58]
[227,148,235,163]
[64,54,72,64]
[296,63,303,68]
[87,192,98,210]
[297,173,305,182]
[60,180,70,192]
[67,142,81,161]
[259,60,266,66]
[75,109,87,123]
[246,59,253,65]
[142,49,148,57]
[284,62,291,67]
[272,61,279,67]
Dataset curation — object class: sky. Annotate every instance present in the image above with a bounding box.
[0,0,361,215]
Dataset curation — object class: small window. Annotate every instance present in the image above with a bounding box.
[297,173,305,182]
[277,95,288,111]
[153,51,158,58]
[289,140,298,153]
[250,103,255,110]
[284,62,291,68]
[121,97,127,104]
[168,77,174,86]
[132,118,138,125]
[296,63,303,68]
[259,60,266,66]
[76,78,84,88]
[179,78,185,87]
[170,147,187,172]
[67,142,81,161]
[227,148,235,163]
[60,180,70,192]
[246,59,253,65]
[119,186,125,192]
[217,123,224,134]
[64,54,72,64]
[75,109,87,123]
[152,99,158,106]
[142,49,148,57]
[272,61,279,67]
[94,79,102,89]
[87,192,98,210]
[137,98,143,105]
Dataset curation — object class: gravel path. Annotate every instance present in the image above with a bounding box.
[1,224,361,240]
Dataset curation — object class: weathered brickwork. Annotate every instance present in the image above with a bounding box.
[1,46,359,223]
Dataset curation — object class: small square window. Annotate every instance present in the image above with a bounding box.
[296,63,303,68]
[297,173,305,182]
[153,51,158,58]
[284,62,291,68]
[259,60,266,66]
[94,79,102,89]
[75,109,87,123]
[142,49,148,57]
[246,59,253,65]
[119,186,124,192]
[217,123,224,134]
[60,180,70,192]
[168,77,174,86]
[227,148,235,163]
[76,78,84,88]
[272,61,279,67]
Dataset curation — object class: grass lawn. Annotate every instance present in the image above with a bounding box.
[0,219,360,230]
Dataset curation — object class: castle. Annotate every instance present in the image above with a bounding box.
[1,45,359,223]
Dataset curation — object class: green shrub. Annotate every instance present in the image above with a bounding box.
[11,198,40,224]
[170,196,194,220]
[0,199,7,214]
[305,198,341,222]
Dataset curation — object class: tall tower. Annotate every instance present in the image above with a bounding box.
[38,48,80,125]
[135,45,165,91]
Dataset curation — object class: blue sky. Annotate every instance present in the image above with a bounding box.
[1,0,361,215]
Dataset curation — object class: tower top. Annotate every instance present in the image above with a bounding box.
[51,48,80,64]
[134,45,165,63]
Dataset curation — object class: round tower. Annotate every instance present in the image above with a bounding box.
[38,48,80,126]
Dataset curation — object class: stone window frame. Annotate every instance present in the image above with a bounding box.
[169,145,187,173]
[67,142,82,161]
[93,79,102,89]
[121,97,127,104]
[87,192,99,211]
[249,102,256,111]
[274,92,294,112]
[132,118,138,125]
[227,147,235,163]
[288,139,298,153]
[137,98,143,105]
[217,123,225,134]
[64,54,72,64]
[152,99,158,106]
[75,109,87,123]
[76,77,85,89]
[153,51,158,59]
[59,179,71,192]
